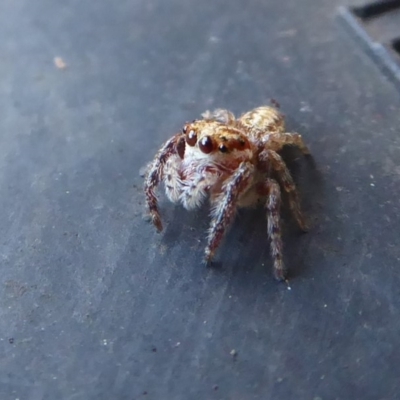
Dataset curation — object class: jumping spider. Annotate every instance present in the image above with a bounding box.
[144,106,311,280]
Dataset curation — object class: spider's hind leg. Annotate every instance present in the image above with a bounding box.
[260,149,308,232]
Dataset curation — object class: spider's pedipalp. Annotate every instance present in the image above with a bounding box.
[144,133,184,231]
[259,149,308,232]
[180,175,209,210]
[205,161,254,262]
[264,178,285,281]
[164,155,183,204]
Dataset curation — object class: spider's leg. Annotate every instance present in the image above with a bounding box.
[144,133,185,231]
[260,149,308,232]
[263,178,285,281]
[205,162,254,262]
[201,109,236,124]
[267,132,310,155]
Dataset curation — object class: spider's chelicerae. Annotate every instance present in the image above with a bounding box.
[144,105,311,281]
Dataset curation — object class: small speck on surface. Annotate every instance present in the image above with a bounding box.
[9,338,14,344]
[277,29,297,38]
[54,57,67,69]
[299,102,312,112]
[230,349,237,358]
[213,385,219,391]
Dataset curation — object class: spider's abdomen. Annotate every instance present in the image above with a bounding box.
[239,106,285,140]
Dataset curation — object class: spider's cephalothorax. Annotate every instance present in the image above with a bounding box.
[144,106,311,281]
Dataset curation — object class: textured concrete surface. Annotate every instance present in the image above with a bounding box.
[1,0,400,399]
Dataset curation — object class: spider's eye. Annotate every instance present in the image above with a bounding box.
[182,125,188,134]
[186,130,197,146]
[199,136,213,154]
[218,144,228,153]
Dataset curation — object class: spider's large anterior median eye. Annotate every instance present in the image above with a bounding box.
[199,136,213,154]
[186,130,197,146]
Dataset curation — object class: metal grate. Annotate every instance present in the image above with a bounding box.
[393,37,400,55]
[338,0,400,87]
[352,0,400,19]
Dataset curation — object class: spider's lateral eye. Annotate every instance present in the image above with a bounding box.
[182,125,188,134]
[186,130,197,146]
[219,144,228,153]
[199,136,213,154]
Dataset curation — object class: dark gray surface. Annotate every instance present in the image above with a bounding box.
[1,0,400,399]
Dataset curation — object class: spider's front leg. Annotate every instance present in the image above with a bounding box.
[262,178,285,281]
[144,133,185,232]
[259,149,308,232]
[205,161,254,262]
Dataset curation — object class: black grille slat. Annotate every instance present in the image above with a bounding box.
[339,1,400,88]
[353,0,400,19]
